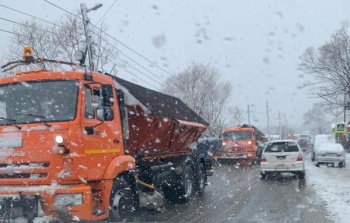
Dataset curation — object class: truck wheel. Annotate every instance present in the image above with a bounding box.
[195,163,207,196]
[178,165,195,201]
[109,176,136,221]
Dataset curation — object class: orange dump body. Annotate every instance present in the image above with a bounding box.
[127,105,206,158]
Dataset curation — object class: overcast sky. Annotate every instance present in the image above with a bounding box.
[0,0,349,130]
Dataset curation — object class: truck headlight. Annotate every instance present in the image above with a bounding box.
[54,193,83,207]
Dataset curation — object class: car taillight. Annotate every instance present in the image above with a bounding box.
[296,153,303,161]
[261,155,267,162]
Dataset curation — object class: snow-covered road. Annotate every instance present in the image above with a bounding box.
[306,153,350,223]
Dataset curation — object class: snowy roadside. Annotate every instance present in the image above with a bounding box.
[305,153,350,223]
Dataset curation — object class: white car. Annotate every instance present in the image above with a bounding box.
[315,143,346,168]
[311,134,335,161]
[260,140,305,179]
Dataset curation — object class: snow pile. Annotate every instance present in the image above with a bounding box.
[306,154,350,223]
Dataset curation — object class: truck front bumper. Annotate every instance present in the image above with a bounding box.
[0,184,101,221]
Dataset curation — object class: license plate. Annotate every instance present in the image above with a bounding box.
[277,156,286,160]
[276,164,287,169]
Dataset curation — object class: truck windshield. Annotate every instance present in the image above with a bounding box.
[223,131,252,140]
[0,80,79,124]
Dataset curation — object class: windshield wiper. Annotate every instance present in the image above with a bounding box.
[16,112,52,128]
[17,112,46,119]
[0,117,21,130]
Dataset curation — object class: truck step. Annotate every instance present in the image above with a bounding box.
[92,209,106,216]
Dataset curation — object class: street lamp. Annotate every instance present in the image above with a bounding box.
[88,3,103,12]
[80,3,103,71]
[247,104,254,125]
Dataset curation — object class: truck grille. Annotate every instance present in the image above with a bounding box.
[0,163,50,179]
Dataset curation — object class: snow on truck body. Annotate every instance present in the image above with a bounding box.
[0,51,211,222]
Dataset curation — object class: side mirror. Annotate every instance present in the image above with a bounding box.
[101,84,114,106]
[96,107,114,121]
[104,107,114,121]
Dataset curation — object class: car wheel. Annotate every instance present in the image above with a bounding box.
[339,162,345,168]
[260,171,267,180]
[315,163,320,167]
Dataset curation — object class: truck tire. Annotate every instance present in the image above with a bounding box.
[109,176,137,221]
[195,163,207,196]
[178,164,195,201]
[163,164,195,203]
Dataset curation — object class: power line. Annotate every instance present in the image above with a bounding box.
[0,17,57,35]
[43,0,76,16]
[89,28,164,80]
[42,0,168,83]
[1,2,169,88]
[0,17,160,87]
[96,0,118,25]
[42,0,174,77]
[0,3,59,28]
[91,22,174,77]
[118,67,159,90]
[0,28,28,37]
[105,58,158,89]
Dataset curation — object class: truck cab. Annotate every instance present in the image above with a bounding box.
[216,127,257,165]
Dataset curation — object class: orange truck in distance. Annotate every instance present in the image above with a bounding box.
[0,47,212,222]
[215,124,266,166]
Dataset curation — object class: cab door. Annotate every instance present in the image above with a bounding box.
[81,84,123,179]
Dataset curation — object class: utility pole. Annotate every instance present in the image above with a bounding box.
[81,3,103,71]
[247,104,254,125]
[278,111,282,140]
[284,113,287,139]
[266,100,271,136]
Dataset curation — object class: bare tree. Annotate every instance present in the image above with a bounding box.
[303,102,333,134]
[224,105,243,128]
[162,63,232,136]
[3,10,116,73]
[299,27,350,109]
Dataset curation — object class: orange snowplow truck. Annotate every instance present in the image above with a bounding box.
[215,124,265,166]
[0,47,212,222]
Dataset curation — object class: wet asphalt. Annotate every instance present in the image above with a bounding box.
[111,158,330,223]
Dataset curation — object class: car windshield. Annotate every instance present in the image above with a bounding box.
[0,80,79,124]
[223,131,252,140]
[264,141,299,153]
